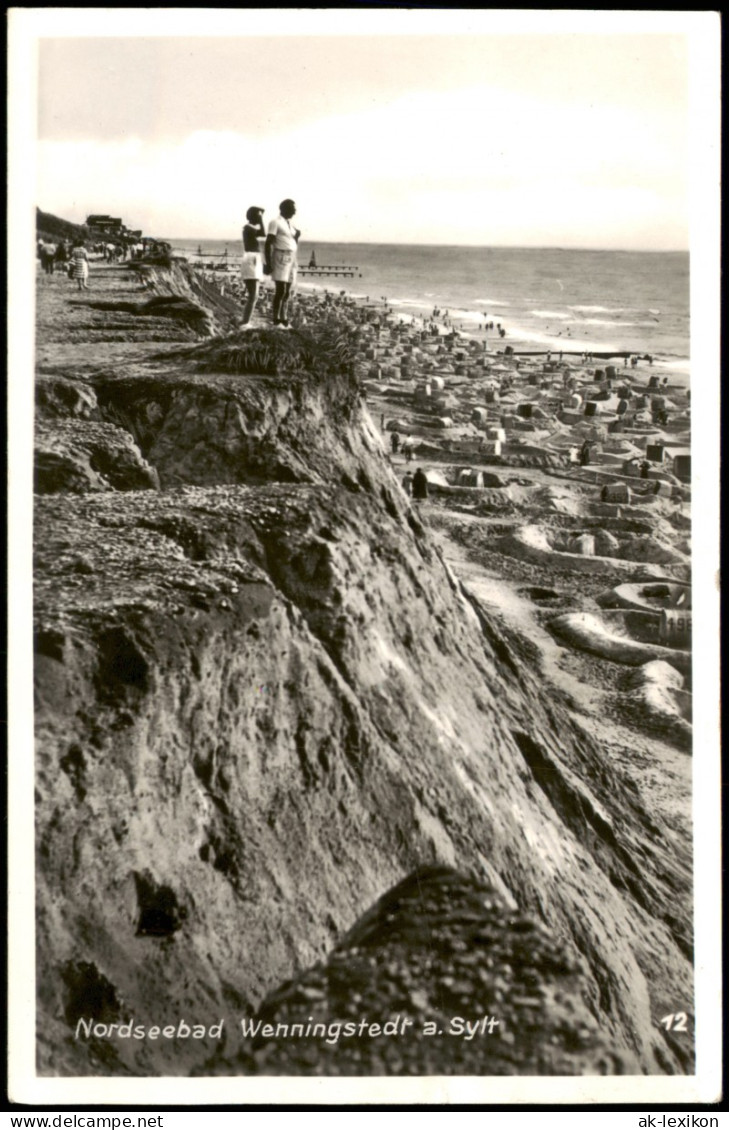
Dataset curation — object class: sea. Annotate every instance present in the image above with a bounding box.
[167,240,690,374]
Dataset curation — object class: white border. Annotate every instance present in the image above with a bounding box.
[7,8,722,1107]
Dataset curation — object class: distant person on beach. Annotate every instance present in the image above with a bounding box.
[69,241,90,290]
[390,431,401,455]
[239,206,266,327]
[412,467,429,503]
[265,199,300,328]
[402,471,413,496]
[579,440,591,466]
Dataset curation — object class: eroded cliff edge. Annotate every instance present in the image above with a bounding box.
[33,263,692,1076]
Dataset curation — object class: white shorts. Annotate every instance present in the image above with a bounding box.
[240,252,263,282]
[272,248,297,284]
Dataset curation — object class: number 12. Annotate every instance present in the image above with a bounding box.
[659,1012,689,1031]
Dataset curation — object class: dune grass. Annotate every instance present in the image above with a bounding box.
[183,322,359,385]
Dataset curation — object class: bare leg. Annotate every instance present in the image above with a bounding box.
[241,280,259,325]
[279,281,292,324]
[273,281,286,324]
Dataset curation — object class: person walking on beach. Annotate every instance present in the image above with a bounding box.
[239,205,266,327]
[265,199,300,327]
[69,241,90,290]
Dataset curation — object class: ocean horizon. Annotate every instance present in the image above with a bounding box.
[167,239,690,365]
[164,237,688,253]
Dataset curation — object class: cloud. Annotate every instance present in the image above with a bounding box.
[36,83,687,247]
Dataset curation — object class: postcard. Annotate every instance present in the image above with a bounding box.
[7,7,722,1109]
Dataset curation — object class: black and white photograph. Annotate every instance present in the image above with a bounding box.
[7,8,722,1108]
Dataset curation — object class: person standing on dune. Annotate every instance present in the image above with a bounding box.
[265,199,300,328]
[239,205,266,327]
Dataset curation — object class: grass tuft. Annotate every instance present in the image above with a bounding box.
[181,321,359,385]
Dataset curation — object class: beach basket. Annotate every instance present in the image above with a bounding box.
[600,483,631,503]
[660,609,692,646]
[572,534,595,556]
[673,454,691,482]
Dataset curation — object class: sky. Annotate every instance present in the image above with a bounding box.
[17,11,710,250]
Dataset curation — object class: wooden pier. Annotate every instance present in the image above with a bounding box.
[502,350,634,359]
[188,252,361,278]
[298,265,361,278]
